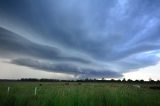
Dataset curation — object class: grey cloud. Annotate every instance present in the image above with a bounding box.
[113,52,160,72]
[11,58,78,74]
[0,0,160,79]
[11,58,123,78]
[1,0,160,61]
[0,27,59,58]
[34,0,160,61]
[0,27,90,64]
[78,69,123,79]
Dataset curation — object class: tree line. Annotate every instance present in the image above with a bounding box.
[0,78,160,84]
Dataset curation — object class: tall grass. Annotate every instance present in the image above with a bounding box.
[0,82,160,106]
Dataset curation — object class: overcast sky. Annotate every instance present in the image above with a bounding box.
[0,0,160,80]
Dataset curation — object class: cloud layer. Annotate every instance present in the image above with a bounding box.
[0,0,160,79]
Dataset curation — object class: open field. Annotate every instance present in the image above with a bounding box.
[0,82,160,106]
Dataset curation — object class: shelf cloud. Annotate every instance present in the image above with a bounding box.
[0,0,160,79]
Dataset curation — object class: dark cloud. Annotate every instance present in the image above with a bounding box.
[11,58,122,78]
[0,0,160,79]
[0,27,90,64]
[0,27,58,58]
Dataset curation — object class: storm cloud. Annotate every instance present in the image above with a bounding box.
[0,27,90,64]
[11,58,122,78]
[0,0,160,79]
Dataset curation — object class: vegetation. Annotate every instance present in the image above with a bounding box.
[0,82,160,106]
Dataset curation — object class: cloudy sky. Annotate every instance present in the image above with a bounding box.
[0,0,160,80]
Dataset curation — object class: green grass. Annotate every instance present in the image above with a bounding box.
[0,82,160,106]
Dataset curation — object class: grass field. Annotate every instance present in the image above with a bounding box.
[0,82,160,106]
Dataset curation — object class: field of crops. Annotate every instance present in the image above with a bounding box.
[0,82,160,106]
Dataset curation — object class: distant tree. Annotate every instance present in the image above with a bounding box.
[135,79,140,83]
[127,79,133,82]
[122,78,126,82]
[117,79,121,82]
[84,78,89,82]
[149,77,154,83]
[111,79,115,82]
[102,77,105,80]
[21,78,39,82]
[140,79,144,83]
